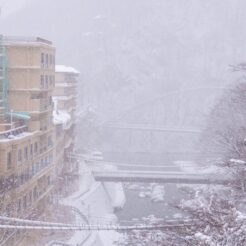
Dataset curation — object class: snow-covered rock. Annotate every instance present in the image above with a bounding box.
[150,184,165,202]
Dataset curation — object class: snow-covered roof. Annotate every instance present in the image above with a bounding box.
[53,95,76,101]
[0,131,34,142]
[53,99,72,129]
[56,65,80,75]
[53,110,71,129]
[55,83,76,88]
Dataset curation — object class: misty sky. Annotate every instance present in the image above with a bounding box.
[0,0,28,18]
[1,0,246,122]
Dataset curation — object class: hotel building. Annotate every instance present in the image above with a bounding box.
[0,36,55,245]
[53,65,80,184]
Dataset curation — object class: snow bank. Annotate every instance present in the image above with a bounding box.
[98,231,121,246]
[102,164,126,210]
[150,184,165,202]
[103,182,126,210]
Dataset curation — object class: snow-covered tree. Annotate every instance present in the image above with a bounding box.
[116,189,246,246]
[117,70,246,246]
[201,80,246,162]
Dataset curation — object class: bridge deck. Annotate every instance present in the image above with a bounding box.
[105,124,202,133]
[92,171,230,185]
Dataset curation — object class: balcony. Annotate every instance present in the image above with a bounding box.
[0,125,28,140]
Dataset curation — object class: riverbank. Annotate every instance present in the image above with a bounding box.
[60,160,123,246]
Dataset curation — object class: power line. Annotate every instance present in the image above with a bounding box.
[0,216,74,227]
[0,223,196,231]
[0,216,197,231]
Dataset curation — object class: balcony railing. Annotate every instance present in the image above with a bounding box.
[0,125,28,139]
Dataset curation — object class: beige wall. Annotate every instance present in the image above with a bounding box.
[0,40,56,236]
[0,131,54,217]
[6,45,55,69]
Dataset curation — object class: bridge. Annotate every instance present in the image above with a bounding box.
[69,153,231,185]
[98,87,227,153]
[92,170,230,185]
[104,124,202,134]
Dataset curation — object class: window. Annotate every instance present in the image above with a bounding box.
[16,172,21,186]
[24,146,28,160]
[49,96,52,106]
[48,136,53,147]
[34,142,38,154]
[7,152,12,169]
[41,53,44,68]
[45,75,48,89]
[18,149,22,163]
[49,54,52,65]
[49,154,53,164]
[31,93,41,99]
[25,168,29,181]
[49,75,53,86]
[32,163,35,175]
[30,144,33,158]
[40,75,44,88]
[36,162,40,172]
[20,172,24,185]
[45,54,49,68]
[41,159,44,168]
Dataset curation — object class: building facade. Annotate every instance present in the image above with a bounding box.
[53,65,79,184]
[0,36,56,245]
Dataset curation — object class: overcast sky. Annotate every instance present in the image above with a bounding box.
[0,0,28,18]
[1,0,246,120]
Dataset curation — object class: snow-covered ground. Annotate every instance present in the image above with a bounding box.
[103,182,126,210]
[101,164,126,210]
[58,160,122,246]
[174,160,228,175]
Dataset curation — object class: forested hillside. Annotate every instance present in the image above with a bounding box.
[1,0,245,120]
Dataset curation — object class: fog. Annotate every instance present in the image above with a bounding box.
[1,1,246,245]
[1,0,246,123]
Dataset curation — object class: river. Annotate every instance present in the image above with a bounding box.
[103,152,197,222]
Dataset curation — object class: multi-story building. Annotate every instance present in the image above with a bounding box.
[53,65,79,188]
[0,36,55,245]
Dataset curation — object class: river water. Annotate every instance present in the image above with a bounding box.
[103,152,197,222]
